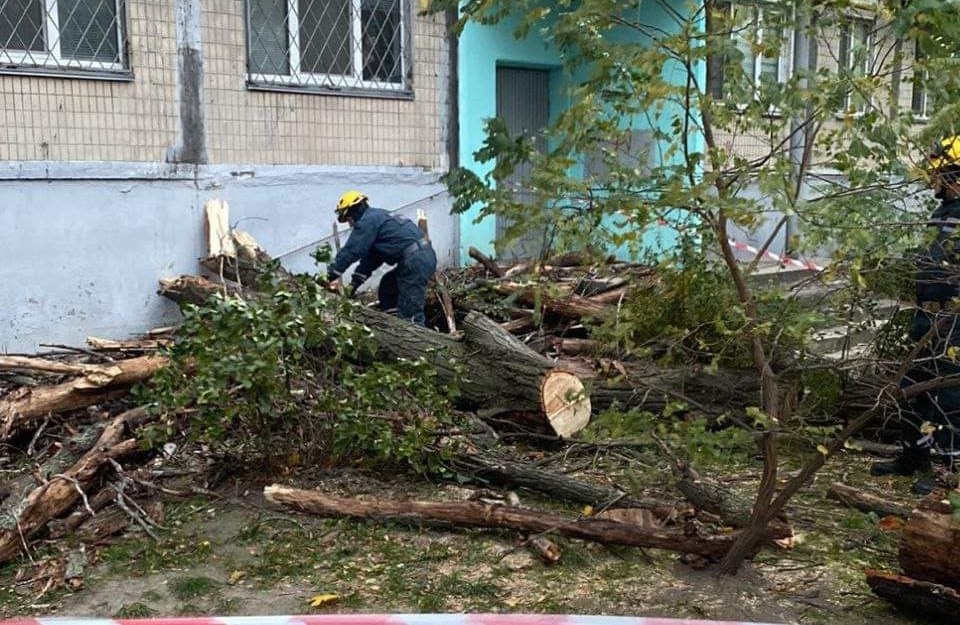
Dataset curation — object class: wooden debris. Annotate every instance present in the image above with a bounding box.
[468,246,505,278]
[264,485,751,558]
[867,569,960,619]
[899,491,960,588]
[827,482,913,518]
[0,356,121,377]
[0,408,145,563]
[86,337,171,351]
[0,357,166,440]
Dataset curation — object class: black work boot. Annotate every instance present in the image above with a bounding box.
[870,447,931,477]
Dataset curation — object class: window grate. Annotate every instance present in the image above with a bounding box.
[246,0,410,94]
[0,0,129,76]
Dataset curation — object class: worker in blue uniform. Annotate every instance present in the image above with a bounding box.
[326,191,437,326]
[872,136,960,492]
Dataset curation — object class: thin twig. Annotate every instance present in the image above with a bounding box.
[26,416,50,457]
[50,474,95,517]
[38,344,115,363]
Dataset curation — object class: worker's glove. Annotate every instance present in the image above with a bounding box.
[325,278,343,294]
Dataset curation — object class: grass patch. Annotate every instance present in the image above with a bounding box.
[114,602,157,618]
[170,576,221,601]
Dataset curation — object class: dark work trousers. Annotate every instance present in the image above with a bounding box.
[377,245,438,326]
[900,310,960,468]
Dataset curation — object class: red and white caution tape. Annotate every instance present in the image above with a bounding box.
[727,239,824,273]
[2,616,786,625]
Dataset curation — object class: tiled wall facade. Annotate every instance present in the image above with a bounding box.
[712,16,925,167]
[0,0,178,162]
[202,1,448,169]
[0,1,449,169]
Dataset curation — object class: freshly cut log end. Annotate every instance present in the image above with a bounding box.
[541,371,590,439]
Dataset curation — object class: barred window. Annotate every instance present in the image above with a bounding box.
[246,0,410,94]
[0,0,129,77]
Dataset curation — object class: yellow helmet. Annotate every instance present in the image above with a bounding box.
[929,136,960,171]
[336,190,368,219]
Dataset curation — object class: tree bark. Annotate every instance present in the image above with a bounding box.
[159,275,592,438]
[264,485,751,558]
[899,493,960,588]
[0,356,122,377]
[0,357,167,440]
[0,408,143,563]
[447,453,662,510]
[827,482,912,519]
[495,282,609,320]
[468,246,505,278]
[587,286,630,305]
[867,569,960,619]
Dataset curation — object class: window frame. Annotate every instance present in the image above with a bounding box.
[245,0,413,98]
[838,17,874,116]
[0,0,131,79]
[911,39,929,120]
[707,2,795,108]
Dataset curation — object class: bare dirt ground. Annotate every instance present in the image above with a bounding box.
[0,453,939,625]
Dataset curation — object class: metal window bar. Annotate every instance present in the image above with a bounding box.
[246,0,409,94]
[0,0,129,77]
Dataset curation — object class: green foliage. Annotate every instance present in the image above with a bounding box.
[585,409,755,467]
[137,267,458,474]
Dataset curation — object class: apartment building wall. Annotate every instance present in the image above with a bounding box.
[0,0,455,353]
[715,9,928,257]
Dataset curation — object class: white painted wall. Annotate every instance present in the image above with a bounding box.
[0,162,456,353]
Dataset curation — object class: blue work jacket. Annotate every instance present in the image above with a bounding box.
[326,207,424,287]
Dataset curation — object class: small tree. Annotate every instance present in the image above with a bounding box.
[437,0,960,572]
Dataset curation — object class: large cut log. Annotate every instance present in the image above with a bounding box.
[0,408,145,563]
[0,357,167,440]
[264,485,748,558]
[898,492,960,588]
[867,569,960,619]
[827,482,913,519]
[160,276,592,438]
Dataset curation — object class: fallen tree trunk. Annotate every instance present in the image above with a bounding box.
[0,408,146,563]
[588,366,762,416]
[898,493,960,588]
[160,275,592,438]
[867,570,960,619]
[447,453,662,510]
[264,485,749,558]
[0,357,167,440]
[827,482,912,519]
